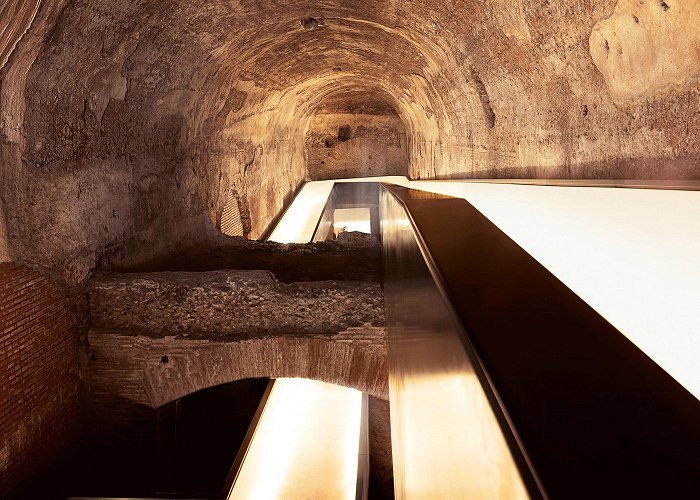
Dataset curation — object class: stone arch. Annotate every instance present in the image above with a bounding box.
[144,337,389,407]
[87,331,388,414]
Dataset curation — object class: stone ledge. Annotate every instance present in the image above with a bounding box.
[89,269,385,339]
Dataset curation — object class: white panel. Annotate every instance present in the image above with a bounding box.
[229,379,363,500]
[411,181,700,401]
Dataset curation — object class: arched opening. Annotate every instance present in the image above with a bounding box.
[156,378,271,496]
[54,375,392,499]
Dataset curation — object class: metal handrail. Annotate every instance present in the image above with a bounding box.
[380,182,700,499]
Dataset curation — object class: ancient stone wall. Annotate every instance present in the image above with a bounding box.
[590,0,700,105]
[89,270,384,339]
[87,329,388,410]
[2,0,700,283]
[306,112,408,180]
[0,263,79,498]
[0,0,69,266]
[84,269,388,452]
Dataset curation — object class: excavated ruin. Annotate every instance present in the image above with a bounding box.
[2,0,699,284]
[1,0,699,498]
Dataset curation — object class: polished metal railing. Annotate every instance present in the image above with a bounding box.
[379,183,700,499]
[381,185,538,500]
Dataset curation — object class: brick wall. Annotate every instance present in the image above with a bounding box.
[87,327,388,411]
[80,328,388,493]
[0,263,79,498]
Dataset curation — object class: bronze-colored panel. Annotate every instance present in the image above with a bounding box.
[381,187,533,500]
[382,183,700,499]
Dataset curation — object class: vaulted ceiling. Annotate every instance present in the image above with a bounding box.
[2,0,699,283]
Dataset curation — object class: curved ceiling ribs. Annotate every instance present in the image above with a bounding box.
[1,0,700,282]
[190,12,458,236]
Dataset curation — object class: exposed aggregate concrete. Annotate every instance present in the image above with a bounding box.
[89,269,384,339]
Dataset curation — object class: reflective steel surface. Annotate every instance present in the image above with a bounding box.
[312,182,381,241]
[266,177,700,498]
[381,187,532,500]
[382,183,700,500]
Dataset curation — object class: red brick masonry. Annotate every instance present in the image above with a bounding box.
[0,263,79,498]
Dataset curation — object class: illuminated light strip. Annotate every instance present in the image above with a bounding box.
[393,372,529,499]
[228,379,363,500]
[267,181,336,243]
[271,176,700,398]
[409,181,700,401]
[268,176,407,243]
[227,194,376,499]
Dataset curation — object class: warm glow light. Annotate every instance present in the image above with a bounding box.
[382,189,530,499]
[391,372,529,500]
[272,177,700,399]
[408,181,700,401]
[267,182,336,243]
[267,176,407,243]
[264,177,699,500]
[228,378,363,500]
[333,208,372,234]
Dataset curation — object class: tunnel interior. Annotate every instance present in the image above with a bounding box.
[305,90,409,181]
[1,0,700,498]
[4,0,699,285]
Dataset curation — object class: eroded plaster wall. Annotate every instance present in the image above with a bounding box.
[306,112,408,180]
[1,0,700,284]
[1,0,69,267]
[590,0,700,105]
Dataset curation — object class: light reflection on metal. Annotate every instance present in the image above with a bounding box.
[268,176,407,243]
[333,208,372,235]
[228,378,364,500]
[381,189,531,499]
[394,373,529,499]
[303,177,700,400]
[406,181,700,400]
[264,176,699,498]
[355,393,370,500]
[312,181,383,241]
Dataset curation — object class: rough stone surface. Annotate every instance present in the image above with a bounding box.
[305,107,408,180]
[89,270,384,339]
[84,267,389,473]
[106,231,382,283]
[1,0,70,265]
[86,266,387,402]
[590,0,700,105]
[2,0,700,284]
[86,328,388,409]
[0,1,39,70]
